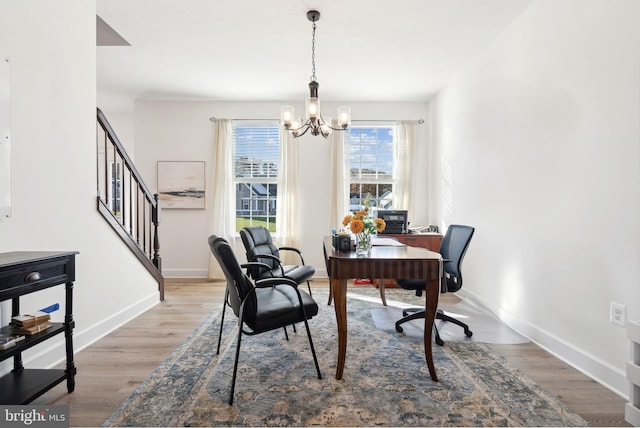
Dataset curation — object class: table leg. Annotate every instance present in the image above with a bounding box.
[424,276,440,381]
[331,277,348,380]
[378,278,387,306]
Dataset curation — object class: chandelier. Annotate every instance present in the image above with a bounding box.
[281,10,351,138]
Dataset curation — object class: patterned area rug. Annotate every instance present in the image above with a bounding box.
[103,289,588,427]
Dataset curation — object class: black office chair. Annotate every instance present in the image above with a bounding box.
[240,226,315,296]
[395,224,475,346]
[208,235,322,405]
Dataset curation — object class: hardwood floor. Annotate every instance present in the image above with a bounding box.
[36,279,628,427]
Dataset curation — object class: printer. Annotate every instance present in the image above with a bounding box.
[377,210,408,234]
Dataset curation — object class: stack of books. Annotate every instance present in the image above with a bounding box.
[10,311,51,335]
[0,333,25,350]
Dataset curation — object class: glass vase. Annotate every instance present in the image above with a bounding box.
[355,233,372,256]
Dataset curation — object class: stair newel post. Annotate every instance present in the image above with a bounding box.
[152,193,164,300]
[152,193,161,270]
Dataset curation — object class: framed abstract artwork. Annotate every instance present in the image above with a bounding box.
[157,161,205,209]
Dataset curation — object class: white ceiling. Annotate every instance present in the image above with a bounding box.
[97,0,532,103]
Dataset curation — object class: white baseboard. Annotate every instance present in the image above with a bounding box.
[162,268,209,278]
[314,269,328,279]
[457,288,628,400]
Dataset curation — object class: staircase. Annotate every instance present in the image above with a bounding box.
[96,108,164,300]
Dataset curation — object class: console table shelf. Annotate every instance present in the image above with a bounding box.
[0,251,78,404]
[0,369,67,405]
[0,323,66,359]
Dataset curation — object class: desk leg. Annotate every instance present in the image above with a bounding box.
[378,278,387,306]
[424,276,439,382]
[331,277,348,380]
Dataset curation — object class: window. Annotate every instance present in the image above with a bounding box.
[348,125,397,212]
[233,122,280,233]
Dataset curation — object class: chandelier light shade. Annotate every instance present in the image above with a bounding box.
[281,10,351,138]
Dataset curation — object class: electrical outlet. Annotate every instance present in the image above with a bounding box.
[610,302,626,327]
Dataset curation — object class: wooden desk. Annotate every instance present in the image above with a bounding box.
[374,233,443,304]
[381,233,443,251]
[323,237,442,381]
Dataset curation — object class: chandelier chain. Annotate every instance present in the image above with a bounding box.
[310,21,317,82]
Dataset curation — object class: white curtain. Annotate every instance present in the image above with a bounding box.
[207,119,236,279]
[395,121,416,212]
[329,126,349,230]
[275,130,299,264]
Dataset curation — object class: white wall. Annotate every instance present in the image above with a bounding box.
[0,1,159,372]
[129,100,430,277]
[430,0,640,397]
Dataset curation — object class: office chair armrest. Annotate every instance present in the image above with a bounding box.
[241,261,273,272]
[248,254,286,277]
[279,246,306,265]
[250,253,282,263]
[254,277,299,289]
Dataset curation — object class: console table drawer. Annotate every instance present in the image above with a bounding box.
[0,251,77,300]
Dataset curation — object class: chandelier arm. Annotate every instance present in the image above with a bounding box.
[319,113,349,131]
[293,125,311,138]
[286,119,312,133]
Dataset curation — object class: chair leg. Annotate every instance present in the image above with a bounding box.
[306,280,313,297]
[395,309,444,346]
[395,310,427,332]
[437,309,473,337]
[301,318,322,379]
[217,289,229,355]
[434,324,444,346]
[229,324,243,405]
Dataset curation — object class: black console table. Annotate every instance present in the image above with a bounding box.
[0,251,78,404]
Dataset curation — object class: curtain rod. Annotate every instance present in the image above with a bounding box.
[209,116,424,124]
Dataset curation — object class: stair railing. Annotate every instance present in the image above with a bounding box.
[96,108,164,300]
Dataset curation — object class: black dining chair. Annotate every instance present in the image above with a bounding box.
[240,226,315,296]
[395,224,475,346]
[208,235,322,405]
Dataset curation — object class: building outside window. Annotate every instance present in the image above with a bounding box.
[348,125,397,213]
[233,122,280,232]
